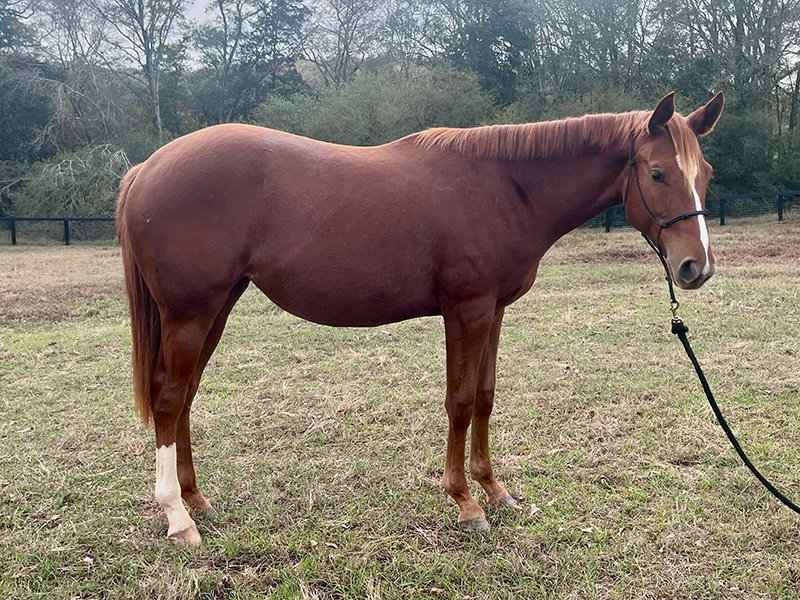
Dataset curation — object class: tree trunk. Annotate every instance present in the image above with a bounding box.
[149,65,163,142]
[789,64,800,131]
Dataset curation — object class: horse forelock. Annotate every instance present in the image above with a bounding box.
[666,114,703,187]
[413,111,652,161]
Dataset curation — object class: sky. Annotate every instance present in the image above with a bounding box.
[185,0,209,23]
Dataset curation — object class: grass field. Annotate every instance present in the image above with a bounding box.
[1,221,800,599]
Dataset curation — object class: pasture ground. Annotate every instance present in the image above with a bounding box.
[1,221,800,599]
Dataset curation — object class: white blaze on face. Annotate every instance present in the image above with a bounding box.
[676,154,711,277]
[155,443,195,537]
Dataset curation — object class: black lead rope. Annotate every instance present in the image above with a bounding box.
[642,232,800,516]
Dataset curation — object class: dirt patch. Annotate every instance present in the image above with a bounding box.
[712,222,800,266]
[1,304,73,324]
[2,281,122,306]
[544,231,652,266]
[0,246,124,323]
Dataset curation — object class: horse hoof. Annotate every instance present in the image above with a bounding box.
[168,524,202,546]
[195,505,218,521]
[495,494,522,510]
[458,515,490,533]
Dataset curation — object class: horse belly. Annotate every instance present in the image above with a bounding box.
[249,255,440,327]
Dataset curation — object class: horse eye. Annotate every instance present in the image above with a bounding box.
[651,170,664,182]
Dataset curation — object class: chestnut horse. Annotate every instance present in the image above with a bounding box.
[116,92,724,544]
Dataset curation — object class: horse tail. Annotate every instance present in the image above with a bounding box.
[116,164,158,427]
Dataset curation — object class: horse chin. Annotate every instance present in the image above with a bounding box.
[675,275,710,290]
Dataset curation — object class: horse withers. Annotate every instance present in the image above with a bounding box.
[116,92,724,543]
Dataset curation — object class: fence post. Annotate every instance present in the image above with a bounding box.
[778,195,784,221]
[64,219,70,245]
[604,209,612,232]
[719,198,726,226]
[9,219,16,245]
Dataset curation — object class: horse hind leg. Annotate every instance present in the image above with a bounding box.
[176,278,250,520]
[151,309,223,545]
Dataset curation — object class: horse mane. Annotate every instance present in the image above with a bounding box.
[413,111,703,179]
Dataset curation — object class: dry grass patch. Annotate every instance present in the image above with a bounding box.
[0,246,123,323]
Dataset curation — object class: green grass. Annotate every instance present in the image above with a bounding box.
[1,223,800,599]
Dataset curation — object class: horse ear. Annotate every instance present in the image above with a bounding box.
[648,92,675,133]
[688,92,725,137]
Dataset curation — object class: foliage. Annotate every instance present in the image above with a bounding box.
[0,158,29,216]
[304,0,382,85]
[772,132,800,191]
[253,65,492,144]
[442,0,533,105]
[7,145,131,217]
[89,0,187,141]
[0,57,55,162]
[494,87,653,125]
[5,0,800,215]
[188,0,309,125]
[0,0,24,49]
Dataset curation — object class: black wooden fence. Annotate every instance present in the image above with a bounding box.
[0,217,116,245]
[580,190,800,231]
[1,191,799,245]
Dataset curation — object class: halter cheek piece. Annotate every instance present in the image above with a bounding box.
[623,131,709,250]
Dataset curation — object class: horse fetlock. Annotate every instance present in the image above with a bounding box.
[182,489,211,512]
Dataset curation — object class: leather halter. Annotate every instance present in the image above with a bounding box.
[623,131,709,250]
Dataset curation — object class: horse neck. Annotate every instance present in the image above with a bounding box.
[501,139,630,248]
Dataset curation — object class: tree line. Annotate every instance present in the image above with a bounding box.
[2,0,800,217]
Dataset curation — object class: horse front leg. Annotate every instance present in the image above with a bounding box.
[468,308,520,509]
[441,299,497,532]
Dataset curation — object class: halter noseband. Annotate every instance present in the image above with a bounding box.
[623,131,709,249]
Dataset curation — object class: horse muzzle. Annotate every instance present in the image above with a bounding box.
[671,256,716,289]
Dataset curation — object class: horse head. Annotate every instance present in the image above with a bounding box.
[624,92,724,289]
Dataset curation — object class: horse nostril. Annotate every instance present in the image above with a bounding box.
[677,259,699,284]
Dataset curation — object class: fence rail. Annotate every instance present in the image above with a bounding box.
[2,191,799,245]
[581,190,800,231]
[0,217,116,246]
